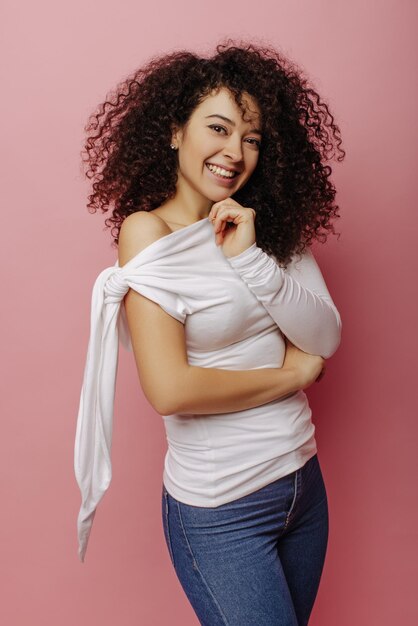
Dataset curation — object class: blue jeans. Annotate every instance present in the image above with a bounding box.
[161,453,328,625]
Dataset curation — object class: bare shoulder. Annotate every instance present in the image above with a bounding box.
[118,211,172,266]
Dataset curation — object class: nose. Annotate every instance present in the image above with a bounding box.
[222,134,243,163]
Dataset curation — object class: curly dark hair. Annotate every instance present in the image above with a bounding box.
[81,38,345,267]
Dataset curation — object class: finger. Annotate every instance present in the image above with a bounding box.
[209,200,236,221]
[210,199,247,226]
[316,368,326,382]
[215,220,227,244]
[214,208,240,233]
[216,205,249,227]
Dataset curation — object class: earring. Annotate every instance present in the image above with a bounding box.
[170,144,178,150]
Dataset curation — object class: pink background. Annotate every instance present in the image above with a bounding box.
[2,1,417,624]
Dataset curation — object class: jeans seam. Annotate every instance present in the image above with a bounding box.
[164,491,176,566]
[176,500,231,626]
[284,470,299,529]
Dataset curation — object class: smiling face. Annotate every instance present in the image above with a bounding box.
[171,87,262,204]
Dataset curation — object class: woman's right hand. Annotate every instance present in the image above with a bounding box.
[282,336,326,389]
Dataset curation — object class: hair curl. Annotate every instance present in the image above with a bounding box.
[81,38,345,267]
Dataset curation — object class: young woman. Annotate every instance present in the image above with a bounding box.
[75,39,345,625]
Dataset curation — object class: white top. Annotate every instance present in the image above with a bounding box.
[74,216,342,562]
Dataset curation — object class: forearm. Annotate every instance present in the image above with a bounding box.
[226,243,342,358]
[166,364,301,415]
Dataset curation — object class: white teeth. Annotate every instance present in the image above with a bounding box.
[206,163,236,178]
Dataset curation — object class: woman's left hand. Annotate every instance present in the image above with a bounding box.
[208,199,257,258]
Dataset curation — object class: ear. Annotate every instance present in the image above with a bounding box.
[170,124,182,147]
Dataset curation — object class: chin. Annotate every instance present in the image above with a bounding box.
[210,191,235,201]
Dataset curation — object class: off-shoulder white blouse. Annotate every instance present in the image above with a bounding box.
[74,216,342,562]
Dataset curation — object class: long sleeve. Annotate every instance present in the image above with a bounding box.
[226,243,342,358]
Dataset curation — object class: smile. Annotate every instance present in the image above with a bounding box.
[205,163,239,179]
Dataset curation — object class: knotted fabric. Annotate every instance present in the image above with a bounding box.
[73,228,195,563]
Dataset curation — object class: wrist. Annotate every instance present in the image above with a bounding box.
[279,366,303,395]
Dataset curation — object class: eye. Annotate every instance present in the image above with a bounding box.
[208,124,227,134]
[208,124,261,148]
[246,138,262,148]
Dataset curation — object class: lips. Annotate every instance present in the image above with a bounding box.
[205,162,240,176]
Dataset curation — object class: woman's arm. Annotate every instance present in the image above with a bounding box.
[124,283,301,416]
[119,213,302,416]
[226,243,342,359]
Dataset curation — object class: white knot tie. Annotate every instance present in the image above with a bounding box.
[103,266,130,304]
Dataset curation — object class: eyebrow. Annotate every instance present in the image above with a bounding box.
[205,114,262,136]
